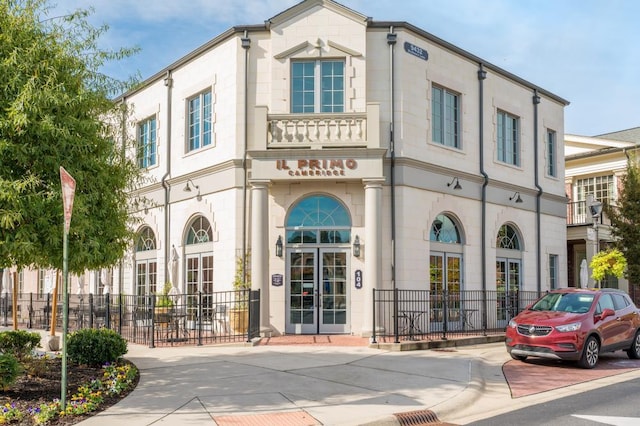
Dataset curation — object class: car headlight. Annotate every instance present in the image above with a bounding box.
[555,322,581,332]
[508,319,518,329]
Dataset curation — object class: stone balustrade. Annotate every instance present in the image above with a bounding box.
[268,113,367,148]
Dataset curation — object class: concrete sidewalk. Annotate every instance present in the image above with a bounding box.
[73,341,512,426]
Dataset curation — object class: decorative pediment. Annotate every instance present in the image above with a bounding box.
[274,39,362,60]
[267,0,368,29]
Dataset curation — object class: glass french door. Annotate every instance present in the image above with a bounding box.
[430,253,462,327]
[496,258,520,325]
[185,254,214,327]
[135,260,157,306]
[287,248,348,334]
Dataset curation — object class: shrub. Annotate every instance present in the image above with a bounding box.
[66,328,127,367]
[0,330,41,360]
[0,353,21,391]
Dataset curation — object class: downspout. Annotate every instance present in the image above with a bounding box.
[387,28,398,342]
[533,89,542,295]
[241,32,251,286]
[478,64,488,331]
[119,98,127,294]
[161,71,173,285]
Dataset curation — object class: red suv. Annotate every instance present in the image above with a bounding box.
[505,288,640,368]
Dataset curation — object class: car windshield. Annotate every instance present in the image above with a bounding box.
[530,293,594,314]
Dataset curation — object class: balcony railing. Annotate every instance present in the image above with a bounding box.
[567,201,614,226]
[268,113,367,149]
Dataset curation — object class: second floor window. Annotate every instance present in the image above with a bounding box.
[497,110,520,166]
[432,85,460,148]
[137,117,156,168]
[291,60,344,113]
[576,175,615,205]
[188,90,212,152]
[547,129,557,177]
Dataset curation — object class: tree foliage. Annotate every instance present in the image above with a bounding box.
[606,157,640,284]
[0,0,142,272]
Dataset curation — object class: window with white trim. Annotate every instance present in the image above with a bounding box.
[546,129,557,177]
[432,85,460,148]
[137,116,157,168]
[497,110,520,166]
[549,254,558,290]
[291,60,344,113]
[187,90,212,152]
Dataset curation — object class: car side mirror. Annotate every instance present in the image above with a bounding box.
[596,308,615,321]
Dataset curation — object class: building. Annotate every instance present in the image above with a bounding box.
[2,0,569,336]
[565,127,640,292]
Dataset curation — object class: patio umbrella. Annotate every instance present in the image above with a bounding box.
[101,269,110,295]
[169,245,179,290]
[580,259,589,288]
[168,246,181,304]
[77,274,85,296]
[1,270,12,296]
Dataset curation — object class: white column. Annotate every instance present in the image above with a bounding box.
[362,179,384,336]
[250,180,271,336]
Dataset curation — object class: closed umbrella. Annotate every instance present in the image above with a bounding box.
[580,259,589,288]
[1,270,12,296]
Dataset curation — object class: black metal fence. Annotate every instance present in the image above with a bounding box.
[0,289,261,347]
[371,289,541,343]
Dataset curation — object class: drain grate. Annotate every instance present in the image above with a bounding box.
[395,409,443,425]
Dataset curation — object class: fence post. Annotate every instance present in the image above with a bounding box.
[88,293,94,329]
[393,287,400,344]
[442,290,448,340]
[482,289,488,336]
[28,293,33,329]
[197,291,203,346]
[105,293,111,329]
[150,294,156,348]
[371,289,377,344]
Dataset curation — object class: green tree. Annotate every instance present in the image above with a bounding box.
[0,0,142,273]
[606,157,640,285]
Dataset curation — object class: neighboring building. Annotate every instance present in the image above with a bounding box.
[565,127,640,292]
[3,0,569,336]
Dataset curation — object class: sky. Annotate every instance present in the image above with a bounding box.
[53,0,640,137]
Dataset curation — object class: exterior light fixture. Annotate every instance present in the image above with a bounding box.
[510,191,523,204]
[275,235,283,258]
[183,178,201,200]
[589,199,603,218]
[447,177,462,190]
[353,235,361,257]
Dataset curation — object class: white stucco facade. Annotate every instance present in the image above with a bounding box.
[116,0,568,336]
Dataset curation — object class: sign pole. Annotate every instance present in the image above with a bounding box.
[60,167,76,409]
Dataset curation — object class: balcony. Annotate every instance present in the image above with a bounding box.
[252,103,380,151]
[567,201,613,226]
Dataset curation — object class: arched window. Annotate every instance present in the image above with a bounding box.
[136,226,156,251]
[286,195,351,244]
[134,226,157,299]
[496,223,523,324]
[184,216,214,324]
[186,216,213,245]
[430,214,461,243]
[497,224,521,250]
[429,214,464,326]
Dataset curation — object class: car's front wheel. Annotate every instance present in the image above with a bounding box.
[627,331,640,359]
[578,336,599,369]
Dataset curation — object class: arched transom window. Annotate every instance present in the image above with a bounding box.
[286,195,351,244]
[186,216,213,245]
[497,224,521,250]
[136,226,156,251]
[430,214,461,244]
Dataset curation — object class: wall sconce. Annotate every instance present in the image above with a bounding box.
[510,191,523,203]
[353,235,361,257]
[275,235,283,257]
[447,177,462,190]
[183,178,201,200]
